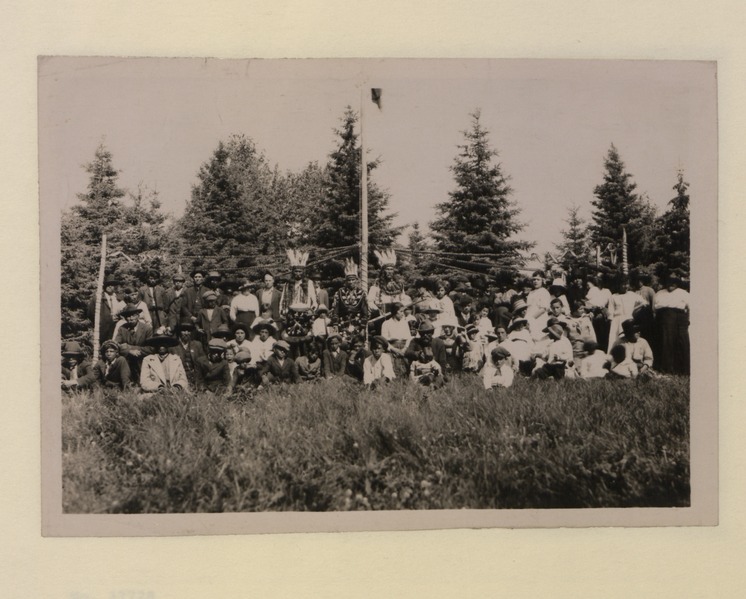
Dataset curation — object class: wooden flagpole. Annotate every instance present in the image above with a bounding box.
[92,234,107,359]
[360,87,369,296]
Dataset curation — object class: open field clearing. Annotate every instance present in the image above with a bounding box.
[61,376,689,513]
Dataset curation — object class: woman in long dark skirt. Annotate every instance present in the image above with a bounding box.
[653,275,690,375]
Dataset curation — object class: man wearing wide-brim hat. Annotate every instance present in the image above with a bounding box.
[61,341,97,391]
[87,274,126,345]
[140,331,189,392]
[113,303,154,383]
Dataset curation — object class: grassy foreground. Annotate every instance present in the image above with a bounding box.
[61,375,689,513]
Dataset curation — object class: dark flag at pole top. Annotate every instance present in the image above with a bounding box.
[371,88,382,109]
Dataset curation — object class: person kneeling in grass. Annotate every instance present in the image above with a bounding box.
[481,346,514,390]
[140,331,189,392]
[363,335,396,389]
[261,340,300,385]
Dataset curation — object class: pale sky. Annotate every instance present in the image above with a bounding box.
[38,57,716,255]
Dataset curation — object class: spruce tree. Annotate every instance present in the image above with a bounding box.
[653,169,690,277]
[589,144,654,269]
[554,204,591,272]
[430,109,531,275]
[311,107,400,251]
[179,135,276,272]
[61,144,168,340]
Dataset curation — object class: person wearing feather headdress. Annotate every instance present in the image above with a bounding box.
[331,258,369,341]
[279,249,317,358]
[367,249,409,335]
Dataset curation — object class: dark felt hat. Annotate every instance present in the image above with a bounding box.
[62,341,86,358]
[211,324,233,340]
[119,303,143,317]
[144,334,179,348]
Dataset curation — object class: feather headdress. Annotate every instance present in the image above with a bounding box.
[373,249,397,267]
[344,258,359,278]
[286,249,310,268]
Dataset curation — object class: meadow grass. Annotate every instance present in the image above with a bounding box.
[61,375,689,513]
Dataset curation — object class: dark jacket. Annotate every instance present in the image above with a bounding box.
[256,287,283,323]
[138,284,168,329]
[87,293,121,344]
[261,355,300,384]
[197,307,230,345]
[163,287,187,330]
[114,322,153,356]
[200,359,232,393]
[322,349,348,378]
[61,360,97,389]
[92,356,131,390]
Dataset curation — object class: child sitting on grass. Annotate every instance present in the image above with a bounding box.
[579,340,610,379]
[261,340,300,385]
[201,338,232,393]
[606,344,638,379]
[363,335,396,389]
[296,342,322,382]
[410,345,444,389]
[481,346,514,389]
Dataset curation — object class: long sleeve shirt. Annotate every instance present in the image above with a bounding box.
[229,293,259,321]
[363,353,396,385]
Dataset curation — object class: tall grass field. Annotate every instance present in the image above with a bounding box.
[62,376,689,513]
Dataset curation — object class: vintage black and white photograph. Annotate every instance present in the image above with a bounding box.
[40,57,716,531]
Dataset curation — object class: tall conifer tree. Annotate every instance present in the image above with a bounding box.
[430,110,531,275]
[589,144,655,269]
[311,108,400,251]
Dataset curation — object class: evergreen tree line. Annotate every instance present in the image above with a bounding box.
[60,108,690,341]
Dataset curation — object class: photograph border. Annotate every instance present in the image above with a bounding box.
[40,57,718,536]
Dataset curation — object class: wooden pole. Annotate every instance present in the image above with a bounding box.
[92,234,107,359]
[360,87,369,297]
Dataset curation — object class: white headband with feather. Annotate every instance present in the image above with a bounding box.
[344,258,359,278]
[373,249,397,267]
[286,249,309,268]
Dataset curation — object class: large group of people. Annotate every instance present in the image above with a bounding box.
[62,249,690,395]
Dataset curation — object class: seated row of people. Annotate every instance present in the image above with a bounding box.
[63,304,658,396]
